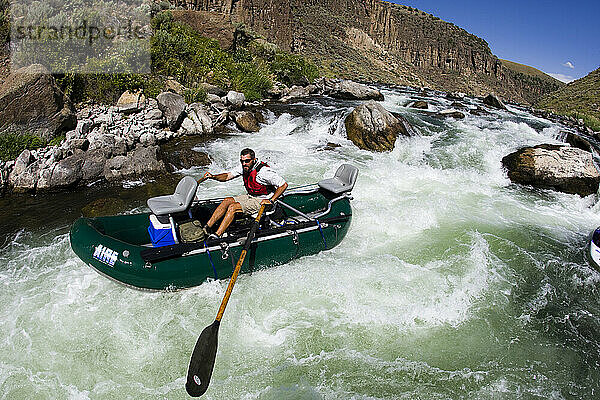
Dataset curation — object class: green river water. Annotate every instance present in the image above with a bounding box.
[1,87,600,399]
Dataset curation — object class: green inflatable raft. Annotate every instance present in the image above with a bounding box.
[69,164,358,291]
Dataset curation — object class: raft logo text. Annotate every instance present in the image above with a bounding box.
[93,244,118,267]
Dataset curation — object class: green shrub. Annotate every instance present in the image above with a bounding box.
[230,62,273,101]
[269,52,318,86]
[184,87,207,104]
[0,133,47,162]
[0,0,9,45]
[565,112,600,132]
[150,11,274,100]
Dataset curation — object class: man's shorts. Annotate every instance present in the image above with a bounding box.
[233,194,262,215]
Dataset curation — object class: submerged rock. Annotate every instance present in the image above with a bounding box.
[409,100,429,109]
[438,109,466,119]
[82,198,127,217]
[161,136,211,172]
[345,100,413,152]
[502,144,600,196]
[483,93,507,110]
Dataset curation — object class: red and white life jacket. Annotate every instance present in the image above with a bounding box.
[243,161,275,196]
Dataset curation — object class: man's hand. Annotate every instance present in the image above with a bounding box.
[198,172,213,183]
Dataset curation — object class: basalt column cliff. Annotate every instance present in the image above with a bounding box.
[168,0,562,104]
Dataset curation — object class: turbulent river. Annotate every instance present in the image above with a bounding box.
[2,87,600,399]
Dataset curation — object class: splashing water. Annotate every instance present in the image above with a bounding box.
[1,87,600,399]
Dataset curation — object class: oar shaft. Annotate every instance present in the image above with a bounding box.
[214,204,266,322]
[275,200,314,221]
[215,249,246,322]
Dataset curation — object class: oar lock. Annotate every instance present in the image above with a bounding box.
[219,242,230,259]
[289,230,299,245]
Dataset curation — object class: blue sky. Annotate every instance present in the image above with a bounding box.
[385,0,600,83]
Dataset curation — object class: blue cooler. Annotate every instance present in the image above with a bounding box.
[148,214,178,247]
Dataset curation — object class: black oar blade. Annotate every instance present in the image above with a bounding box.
[186,320,220,397]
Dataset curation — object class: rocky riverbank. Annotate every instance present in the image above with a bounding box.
[0,70,384,196]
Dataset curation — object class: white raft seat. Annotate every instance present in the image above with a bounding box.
[318,164,358,194]
[146,176,198,246]
[147,176,198,216]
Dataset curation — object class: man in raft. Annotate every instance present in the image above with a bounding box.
[200,148,288,238]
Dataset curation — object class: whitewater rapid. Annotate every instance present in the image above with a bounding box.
[1,87,600,399]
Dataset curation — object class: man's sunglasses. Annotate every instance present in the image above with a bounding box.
[240,158,254,164]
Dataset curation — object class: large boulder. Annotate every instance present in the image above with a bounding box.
[225,91,246,110]
[345,101,413,152]
[81,149,108,181]
[48,153,85,188]
[502,144,600,196]
[280,85,311,103]
[104,145,166,181]
[234,111,261,132]
[157,92,187,131]
[116,90,146,114]
[325,79,384,100]
[0,64,76,139]
[483,93,507,110]
[179,103,213,136]
[9,160,40,192]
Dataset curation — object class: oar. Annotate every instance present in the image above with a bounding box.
[185,204,267,397]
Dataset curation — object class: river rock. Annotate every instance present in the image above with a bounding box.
[199,83,226,97]
[234,111,261,132]
[345,100,412,152]
[165,148,210,171]
[225,91,246,109]
[11,150,33,178]
[280,85,311,103]
[47,154,85,189]
[104,145,166,181]
[65,138,90,152]
[446,92,466,100]
[9,160,40,192]
[206,93,222,104]
[409,100,428,109]
[326,79,384,101]
[0,64,76,139]
[116,90,146,114]
[165,79,185,95]
[81,149,108,181]
[470,106,489,116]
[180,103,213,136]
[157,92,187,131]
[565,132,593,153]
[145,109,163,120]
[502,144,600,196]
[139,132,157,146]
[483,93,507,110]
[438,109,466,119]
[74,119,95,138]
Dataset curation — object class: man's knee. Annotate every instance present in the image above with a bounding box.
[221,197,235,206]
[227,202,242,214]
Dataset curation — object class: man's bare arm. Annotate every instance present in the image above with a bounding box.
[200,172,235,182]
